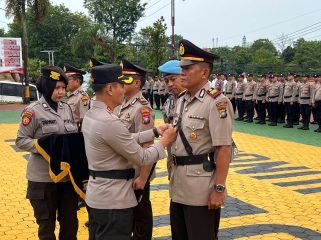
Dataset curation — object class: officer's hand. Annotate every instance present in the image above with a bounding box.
[133,175,147,190]
[208,190,225,210]
[157,124,171,136]
[160,126,177,147]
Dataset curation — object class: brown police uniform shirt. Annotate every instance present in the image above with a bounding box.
[153,80,160,94]
[158,81,166,96]
[298,82,314,105]
[16,97,77,182]
[243,80,257,100]
[235,81,246,99]
[67,86,89,124]
[254,81,268,101]
[292,82,301,102]
[170,82,233,206]
[313,83,321,103]
[117,91,155,179]
[282,80,296,103]
[163,93,177,124]
[267,81,283,103]
[225,80,236,99]
[82,100,166,209]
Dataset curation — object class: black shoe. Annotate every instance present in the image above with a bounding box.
[254,117,259,120]
[301,126,309,130]
[255,121,261,124]
[314,128,321,132]
[268,122,277,126]
[248,120,253,123]
[235,118,244,121]
[311,121,317,124]
[298,126,304,129]
[293,121,299,125]
[283,124,293,128]
[259,121,266,125]
[278,120,285,123]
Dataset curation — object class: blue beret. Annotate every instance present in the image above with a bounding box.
[158,60,182,76]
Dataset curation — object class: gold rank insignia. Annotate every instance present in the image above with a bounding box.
[179,43,185,56]
[125,113,130,119]
[216,101,228,119]
[89,59,93,68]
[190,132,197,140]
[50,71,60,80]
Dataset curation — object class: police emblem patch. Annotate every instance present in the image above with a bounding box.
[179,43,185,56]
[141,108,151,125]
[21,110,33,126]
[216,101,228,119]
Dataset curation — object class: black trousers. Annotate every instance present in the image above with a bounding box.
[154,94,161,109]
[284,102,294,126]
[236,98,245,119]
[161,94,168,107]
[26,181,78,240]
[142,91,149,101]
[230,98,236,113]
[254,101,259,118]
[278,102,285,121]
[300,104,311,127]
[245,100,255,121]
[293,102,300,123]
[269,102,278,124]
[149,92,154,109]
[132,183,153,240]
[170,201,220,240]
[257,100,266,123]
[316,101,321,127]
[312,106,317,123]
[88,207,134,240]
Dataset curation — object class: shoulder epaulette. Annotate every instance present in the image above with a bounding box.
[177,90,187,99]
[137,97,149,105]
[207,87,222,99]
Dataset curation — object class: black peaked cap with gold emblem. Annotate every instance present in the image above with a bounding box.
[89,58,107,69]
[91,63,125,85]
[178,39,220,66]
[63,64,86,75]
[41,66,68,85]
[121,59,147,76]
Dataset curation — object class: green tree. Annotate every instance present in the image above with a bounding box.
[84,0,146,60]
[250,39,278,55]
[0,28,5,37]
[5,0,49,103]
[281,46,296,64]
[252,49,282,73]
[137,17,170,75]
[293,40,321,73]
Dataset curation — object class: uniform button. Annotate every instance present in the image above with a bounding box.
[184,107,188,112]
[196,170,201,175]
[174,146,178,150]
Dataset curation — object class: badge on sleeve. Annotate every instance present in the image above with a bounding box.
[21,110,33,126]
[216,101,228,119]
[141,108,151,125]
[81,95,89,106]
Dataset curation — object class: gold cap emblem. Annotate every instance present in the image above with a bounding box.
[179,43,185,56]
[50,71,60,80]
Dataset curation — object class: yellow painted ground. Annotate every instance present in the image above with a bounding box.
[1,123,321,239]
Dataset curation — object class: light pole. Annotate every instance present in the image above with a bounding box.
[171,0,175,58]
[40,50,56,66]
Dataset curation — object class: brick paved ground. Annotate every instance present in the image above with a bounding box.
[1,111,321,239]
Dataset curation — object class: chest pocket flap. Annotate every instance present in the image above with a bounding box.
[42,124,59,134]
[65,123,77,132]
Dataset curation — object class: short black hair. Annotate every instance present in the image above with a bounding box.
[91,83,106,93]
[71,74,84,84]
[199,62,213,77]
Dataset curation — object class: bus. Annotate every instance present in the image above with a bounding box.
[0,81,40,102]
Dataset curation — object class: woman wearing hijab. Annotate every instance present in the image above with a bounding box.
[16,66,79,240]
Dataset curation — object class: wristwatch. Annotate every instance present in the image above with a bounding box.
[153,127,159,138]
[214,184,226,193]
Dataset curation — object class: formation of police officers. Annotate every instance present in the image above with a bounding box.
[16,39,234,240]
[210,72,321,132]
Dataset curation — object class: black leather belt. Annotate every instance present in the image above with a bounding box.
[89,168,135,180]
[284,96,292,98]
[226,92,232,94]
[172,153,209,166]
[295,95,299,97]
[236,93,243,95]
[245,94,253,97]
[269,95,279,99]
[300,97,310,99]
[257,94,266,97]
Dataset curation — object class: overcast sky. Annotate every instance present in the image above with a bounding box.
[1,0,321,48]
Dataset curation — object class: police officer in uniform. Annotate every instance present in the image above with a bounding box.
[82,63,177,240]
[266,74,283,126]
[142,78,150,100]
[292,74,301,125]
[169,39,233,240]
[298,74,313,130]
[277,74,286,123]
[153,76,161,110]
[159,77,167,108]
[312,75,321,132]
[243,73,256,122]
[235,74,246,121]
[148,76,154,108]
[64,64,89,131]
[283,73,297,128]
[116,59,155,240]
[225,73,236,113]
[16,66,79,240]
[254,74,268,124]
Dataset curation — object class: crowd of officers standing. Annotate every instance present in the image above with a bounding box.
[211,72,321,132]
[16,39,234,240]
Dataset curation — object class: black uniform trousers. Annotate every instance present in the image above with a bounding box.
[257,100,266,123]
[254,101,259,118]
[88,207,134,240]
[27,181,78,240]
[142,91,149,102]
[269,102,279,124]
[230,98,236,113]
[316,101,321,127]
[284,102,294,126]
[245,100,255,121]
[132,183,153,240]
[236,98,245,119]
[300,104,311,127]
[278,103,285,122]
[170,201,220,240]
[293,102,300,123]
[312,107,317,123]
[154,93,161,110]
[161,94,168,107]
[148,91,154,109]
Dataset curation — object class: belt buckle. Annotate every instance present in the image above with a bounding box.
[172,155,177,165]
